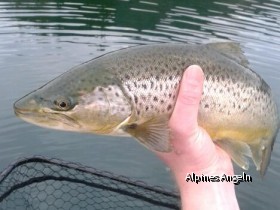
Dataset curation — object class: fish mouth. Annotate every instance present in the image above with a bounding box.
[14,105,81,130]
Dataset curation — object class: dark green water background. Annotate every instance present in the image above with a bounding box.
[1,0,280,209]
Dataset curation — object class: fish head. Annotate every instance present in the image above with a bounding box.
[14,69,132,134]
[14,87,82,131]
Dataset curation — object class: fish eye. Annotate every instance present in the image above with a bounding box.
[53,96,73,111]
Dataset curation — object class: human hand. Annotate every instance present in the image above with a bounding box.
[156,65,239,210]
[157,64,233,177]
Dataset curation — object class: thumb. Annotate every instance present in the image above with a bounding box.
[169,65,204,139]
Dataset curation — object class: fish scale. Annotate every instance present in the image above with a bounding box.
[14,43,279,176]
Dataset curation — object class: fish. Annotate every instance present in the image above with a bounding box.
[14,42,279,176]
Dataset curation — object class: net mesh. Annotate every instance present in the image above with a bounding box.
[0,156,180,210]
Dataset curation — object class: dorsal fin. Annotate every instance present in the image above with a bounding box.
[206,42,249,68]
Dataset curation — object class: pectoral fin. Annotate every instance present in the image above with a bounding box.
[216,139,252,170]
[122,117,172,152]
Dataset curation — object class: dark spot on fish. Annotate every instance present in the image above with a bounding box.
[161,69,165,74]
[121,108,125,112]
[238,105,241,109]
[160,100,164,104]
[142,84,147,89]
[134,96,138,104]
[126,84,131,91]
[167,104,172,111]
[137,110,141,115]
[176,71,181,77]
[151,81,154,89]
[168,93,172,98]
[133,81,137,88]
[127,123,137,129]
[155,75,160,81]
[98,87,103,92]
[98,97,103,101]
[204,104,209,108]
[125,74,130,80]
[173,66,177,71]
[108,87,112,91]
[169,75,173,80]
[160,84,163,91]
[221,75,225,81]
[145,106,149,111]
[115,92,119,97]
[153,96,158,102]
[140,94,146,100]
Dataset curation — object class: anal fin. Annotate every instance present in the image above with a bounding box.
[216,139,251,170]
[217,137,275,177]
[122,117,172,152]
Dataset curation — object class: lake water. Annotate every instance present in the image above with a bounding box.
[1,0,280,209]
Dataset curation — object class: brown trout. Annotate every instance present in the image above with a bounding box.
[14,43,279,176]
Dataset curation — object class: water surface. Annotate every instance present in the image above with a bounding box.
[1,0,280,209]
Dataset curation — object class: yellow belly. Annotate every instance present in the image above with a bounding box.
[204,125,271,143]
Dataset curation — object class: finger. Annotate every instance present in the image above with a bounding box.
[169,65,204,138]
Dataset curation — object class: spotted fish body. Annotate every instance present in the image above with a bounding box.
[14,43,279,176]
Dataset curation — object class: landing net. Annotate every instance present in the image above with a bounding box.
[0,156,180,210]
